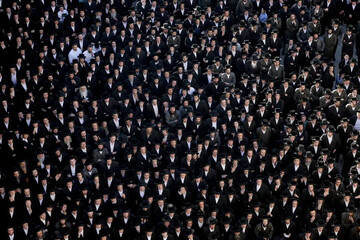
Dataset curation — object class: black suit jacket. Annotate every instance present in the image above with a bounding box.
[320,133,341,154]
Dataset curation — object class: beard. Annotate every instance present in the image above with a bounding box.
[80,89,88,98]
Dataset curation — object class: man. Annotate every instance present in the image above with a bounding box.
[5,226,20,240]
[320,126,341,157]
[267,57,285,85]
[72,222,90,240]
[280,215,296,239]
[146,97,162,120]
[256,120,272,148]
[324,27,337,60]
[68,43,82,64]
[268,30,282,57]
[254,217,274,240]
[311,219,328,240]
[343,26,355,57]
[253,176,270,203]
[221,65,236,88]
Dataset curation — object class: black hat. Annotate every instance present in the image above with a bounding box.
[210,111,219,117]
[159,226,169,234]
[251,199,261,207]
[184,229,194,236]
[239,217,248,225]
[52,230,62,239]
[213,186,222,194]
[316,219,326,227]
[327,125,336,132]
[334,175,344,181]
[316,161,326,168]
[341,117,348,123]
[208,232,220,240]
[231,225,242,233]
[267,195,277,204]
[206,217,218,225]
[167,203,176,213]
[346,205,357,213]
[173,220,183,228]
[288,180,298,187]
[331,221,341,228]
[220,216,232,224]
[321,180,332,188]
[60,227,71,236]
[132,217,141,226]
[261,119,269,126]
[145,225,154,232]
[296,144,306,153]
[305,151,314,158]
[327,157,335,164]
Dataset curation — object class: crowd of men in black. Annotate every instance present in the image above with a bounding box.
[5,0,360,239]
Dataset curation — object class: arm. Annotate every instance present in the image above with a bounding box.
[230,73,236,86]
[269,224,274,239]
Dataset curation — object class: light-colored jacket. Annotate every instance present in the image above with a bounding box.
[221,72,236,87]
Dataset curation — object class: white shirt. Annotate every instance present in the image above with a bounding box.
[107,178,112,187]
[83,50,95,63]
[153,104,159,116]
[21,82,28,91]
[11,73,17,84]
[113,119,120,129]
[269,206,274,213]
[355,118,360,131]
[50,194,56,201]
[70,165,76,176]
[328,136,333,144]
[68,48,82,63]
